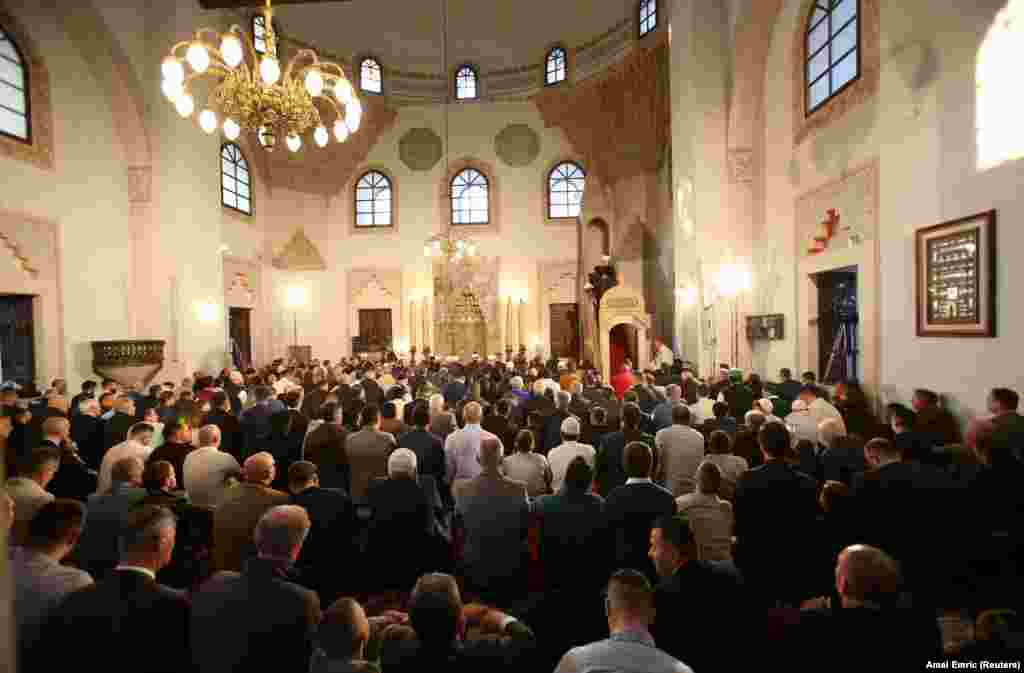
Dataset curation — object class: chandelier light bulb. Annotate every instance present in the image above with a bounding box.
[260,56,281,85]
[175,92,195,118]
[220,34,244,68]
[333,119,349,143]
[223,118,240,140]
[334,78,353,105]
[161,57,185,84]
[304,69,324,97]
[313,125,329,148]
[186,43,210,74]
[258,125,276,149]
[423,244,432,258]
[199,109,218,134]
[467,243,477,256]
[345,98,362,133]
[161,78,184,102]
[285,133,302,153]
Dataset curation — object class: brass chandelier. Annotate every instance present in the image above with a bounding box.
[160,0,363,153]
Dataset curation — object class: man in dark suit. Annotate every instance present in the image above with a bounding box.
[542,391,576,455]
[288,461,355,603]
[75,456,147,577]
[31,505,192,673]
[594,403,655,497]
[360,373,385,408]
[734,421,818,607]
[381,572,536,673]
[283,389,310,443]
[442,373,468,408]
[203,391,245,463]
[912,388,961,448]
[213,452,290,572]
[399,404,449,507]
[240,386,275,455]
[149,422,196,485]
[603,441,675,584]
[987,387,1024,461]
[42,417,98,502]
[366,449,446,592]
[304,402,350,491]
[650,514,749,671]
[345,404,396,504]
[453,438,530,605]
[102,397,138,452]
[70,397,104,468]
[70,380,97,417]
[191,505,321,673]
[482,399,517,456]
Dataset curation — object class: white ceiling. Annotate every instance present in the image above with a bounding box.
[259,0,636,74]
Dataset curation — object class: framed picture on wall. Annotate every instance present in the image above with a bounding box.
[915,210,996,338]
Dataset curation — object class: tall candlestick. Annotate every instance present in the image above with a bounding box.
[422,298,429,352]
[518,299,525,349]
[411,300,417,350]
[506,298,512,348]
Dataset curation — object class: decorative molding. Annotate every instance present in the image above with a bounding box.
[494,124,541,167]
[793,0,881,146]
[794,159,879,259]
[727,148,755,184]
[438,157,502,236]
[273,228,327,271]
[0,231,38,278]
[348,268,401,304]
[126,165,152,203]
[398,127,443,171]
[0,6,55,171]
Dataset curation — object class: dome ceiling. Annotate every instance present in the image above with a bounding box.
[228,0,637,75]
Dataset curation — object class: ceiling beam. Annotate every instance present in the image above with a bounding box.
[197,0,351,9]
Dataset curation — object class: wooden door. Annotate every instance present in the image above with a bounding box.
[228,307,253,369]
[0,295,35,386]
[549,302,580,359]
[358,309,393,352]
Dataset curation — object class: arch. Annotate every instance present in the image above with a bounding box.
[359,56,383,94]
[450,166,489,225]
[545,46,567,85]
[353,169,393,228]
[586,218,611,257]
[0,22,29,142]
[455,64,479,100]
[0,6,52,169]
[548,161,586,219]
[221,143,253,215]
[976,0,1024,172]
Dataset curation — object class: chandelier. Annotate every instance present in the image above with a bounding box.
[160,0,363,153]
[423,231,478,264]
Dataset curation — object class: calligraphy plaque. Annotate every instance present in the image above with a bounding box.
[916,210,996,337]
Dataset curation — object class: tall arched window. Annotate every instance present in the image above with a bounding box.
[451,168,489,224]
[253,15,276,57]
[360,58,382,94]
[546,47,567,86]
[0,24,29,141]
[548,162,586,219]
[222,143,252,215]
[355,170,393,227]
[455,65,478,100]
[805,0,859,115]
[639,0,657,37]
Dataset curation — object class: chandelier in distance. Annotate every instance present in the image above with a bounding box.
[160,0,363,153]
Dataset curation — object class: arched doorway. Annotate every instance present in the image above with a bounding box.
[609,323,638,374]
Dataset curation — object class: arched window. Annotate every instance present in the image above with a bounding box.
[805,0,859,115]
[976,0,1024,171]
[639,0,657,37]
[548,162,586,219]
[0,24,29,141]
[546,47,567,86]
[360,58,382,94]
[221,143,252,215]
[455,65,478,100]
[253,15,276,57]
[451,168,489,224]
[355,170,393,227]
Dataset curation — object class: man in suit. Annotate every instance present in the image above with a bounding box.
[101,396,137,452]
[148,421,196,487]
[43,416,98,502]
[604,441,676,584]
[442,372,468,408]
[202,391,245,463]
[5,446,60,546]
[192,505,321,673]
[734,421,818,607]
[76,457,148,577]
[542,391,576,455]
[70,397,104,468]
[650,514,747,672]
[304,401,350,491]
[182,425,241,508]
[652,385,682,432]
[453,437,530,605]
[595,403,655,497]
[30,505,192,673]
[69,380,97,418]
[283,389,310,441]
[213,452,290,572]
[482,399,517,455]
[240,385,276,455]
[654,405,706,497]
[381,572,536,673]
[360,371,385,408]
[366,449,445,592]
[345,404,396,503]
[288,461,355,603]
[400,403,449,504]
[912,388,961,448]
[987,387,1024,461]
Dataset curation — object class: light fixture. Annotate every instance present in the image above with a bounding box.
[286,285,308,308]
[161,0,364,154]
[676,285,698,309]
[196,300,219,324]
[715,261,752,298]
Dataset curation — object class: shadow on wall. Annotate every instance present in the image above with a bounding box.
[809,96,879,177]
[71,341,93,385]
[877,385,981,437]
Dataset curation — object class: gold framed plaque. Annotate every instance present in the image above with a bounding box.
[915,210,996,338]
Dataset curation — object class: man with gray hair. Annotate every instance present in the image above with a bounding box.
[214,452,289,571]
[78,456,147,577]
[445,401,501,484]
[192,505,321,673]
[543,390,576,453]
[654,404,705,497]
[183,424,241,507]
[31,505,191,673]
[453,437,529,605]
[71,397,105,468]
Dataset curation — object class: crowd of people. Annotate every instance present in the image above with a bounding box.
[2,352,1023,672]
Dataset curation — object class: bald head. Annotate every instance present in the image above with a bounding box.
[243,452,276,485]
[478,437,502,470]
[115,396,135,415]
[836,544,900,607]
[198,424,221,448]
[463,401,482,425]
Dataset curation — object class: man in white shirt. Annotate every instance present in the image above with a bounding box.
[785,399,820,446]
[653,338,675,371]
[97,422,155,495]
[689,384,715,426]
[445,402,501,484]
[547,417,596,493]
[654,405,706,497]
[183,425,242,507]
[800,385,846,434]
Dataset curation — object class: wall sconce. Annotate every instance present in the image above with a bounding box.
[286,285,309,308]
[714,261,752,298]
[195,300,219,324]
